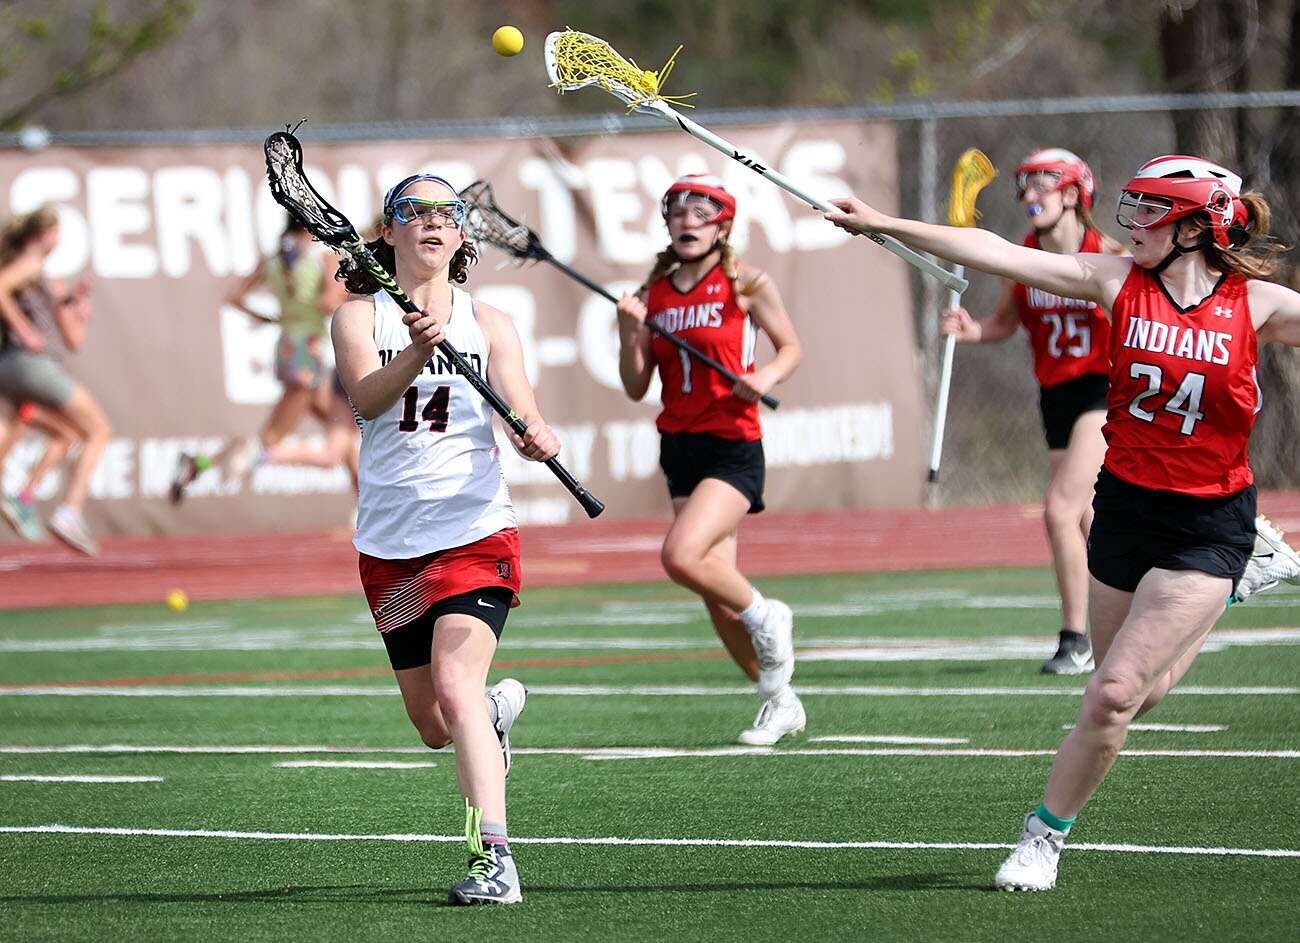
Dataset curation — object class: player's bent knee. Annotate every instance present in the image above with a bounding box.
[660,542,705,586]
[1084,674,1144,726]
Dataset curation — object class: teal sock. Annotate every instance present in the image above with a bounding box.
[1035,803,1076,834]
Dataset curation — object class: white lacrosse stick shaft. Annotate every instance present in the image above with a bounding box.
[668,109,967,294]
[927,264,964,483]
[545,33,964,292]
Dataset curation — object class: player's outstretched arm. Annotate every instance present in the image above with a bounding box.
[825,197,1129,308]
[479,301,560,462]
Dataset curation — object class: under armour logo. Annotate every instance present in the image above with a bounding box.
[1214,306,1233,318]
[705,283,720,295]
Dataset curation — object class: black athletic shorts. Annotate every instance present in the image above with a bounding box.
[1087,467,1256,593]
[1039,373,1109,450]
[659,431,765,513]
[380,586,514,671]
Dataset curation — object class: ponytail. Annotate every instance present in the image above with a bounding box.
[1203,192,1288,280]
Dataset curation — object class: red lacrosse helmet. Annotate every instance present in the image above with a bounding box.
[661,174,736,225]
[1115,154,1249,248]
[1015,148,1096,208]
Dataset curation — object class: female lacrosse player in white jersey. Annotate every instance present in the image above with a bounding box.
[332,174,559,906]
[616,174,804,745]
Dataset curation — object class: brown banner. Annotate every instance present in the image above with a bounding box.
[0,119,923,538]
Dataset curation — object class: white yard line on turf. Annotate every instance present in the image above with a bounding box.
[274,760,436,770]
[808,735,971,744]
[8,625,1299,655]
[0,775,162,783]
[1063,723,1228,733]
[1,684,1298,697]
[566,747,1300,760]
[2,744,1297,760]
[1,824,1296,859]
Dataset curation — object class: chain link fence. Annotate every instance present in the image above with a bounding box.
[7,90,1298,506]
[900,91,1300,504]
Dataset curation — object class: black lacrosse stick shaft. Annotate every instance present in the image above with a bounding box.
[367,252,605,519]
[539,250,780,411]
[262,132,602,518]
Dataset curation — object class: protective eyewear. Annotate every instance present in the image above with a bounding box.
[665,193,724,224]
[1014,170,1063,198]
[388,197,466,228]
[1115,191,1173,230]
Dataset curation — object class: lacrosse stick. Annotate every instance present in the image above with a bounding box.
[544,30,967,295]
[927,148,997,488]
[461,179,779,410]
[263,128,604,519]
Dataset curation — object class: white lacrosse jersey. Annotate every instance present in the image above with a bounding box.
[353,286,515,559]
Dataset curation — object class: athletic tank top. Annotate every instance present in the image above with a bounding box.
[1103,266,1258,497]
[1,279,60,355]
[646,263,761,441]
[265,243,329,338]
[1013,229,1111,388]
[353,286,515,559]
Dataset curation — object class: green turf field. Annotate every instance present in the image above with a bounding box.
[2,567,1298,941]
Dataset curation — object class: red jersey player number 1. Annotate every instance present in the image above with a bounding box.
[615,173,805,747]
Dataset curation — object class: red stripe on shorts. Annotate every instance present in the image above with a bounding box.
[358,528,521,633]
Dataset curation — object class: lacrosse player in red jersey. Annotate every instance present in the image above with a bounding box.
[829,153,1300,891]
[616,174,805,745]
[941,149,1124,675]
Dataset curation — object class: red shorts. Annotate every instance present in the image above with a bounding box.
[358,528,521,633]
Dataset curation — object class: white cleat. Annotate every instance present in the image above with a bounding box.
[1233,515,1300,604]
[738,688,806,746]
[995,813,1066,891]
[49,505,98,557]
[488,678,527,780]
[749,598,795,700]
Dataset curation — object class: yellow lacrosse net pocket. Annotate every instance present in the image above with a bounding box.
[547,30,697,111]
[947,148,997,228]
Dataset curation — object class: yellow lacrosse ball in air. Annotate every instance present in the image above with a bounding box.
[492,26,524,57]
[166,589,189,612]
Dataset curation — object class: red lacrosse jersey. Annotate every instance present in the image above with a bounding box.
[1013,228,1112,388]
[1103,266,1259,497]
[646,263,761,441]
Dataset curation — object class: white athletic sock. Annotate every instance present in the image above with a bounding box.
[737,588,769,632]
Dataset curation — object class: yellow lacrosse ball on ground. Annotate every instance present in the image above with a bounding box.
[166,589,189,612]
[492,25,524,57]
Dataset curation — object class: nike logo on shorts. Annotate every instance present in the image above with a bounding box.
[477,598,495,608]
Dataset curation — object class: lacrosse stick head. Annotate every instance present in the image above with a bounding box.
[264,130,358,247]
[544,29,695,115]
[459,179,545,262]
[947,148,997,228]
